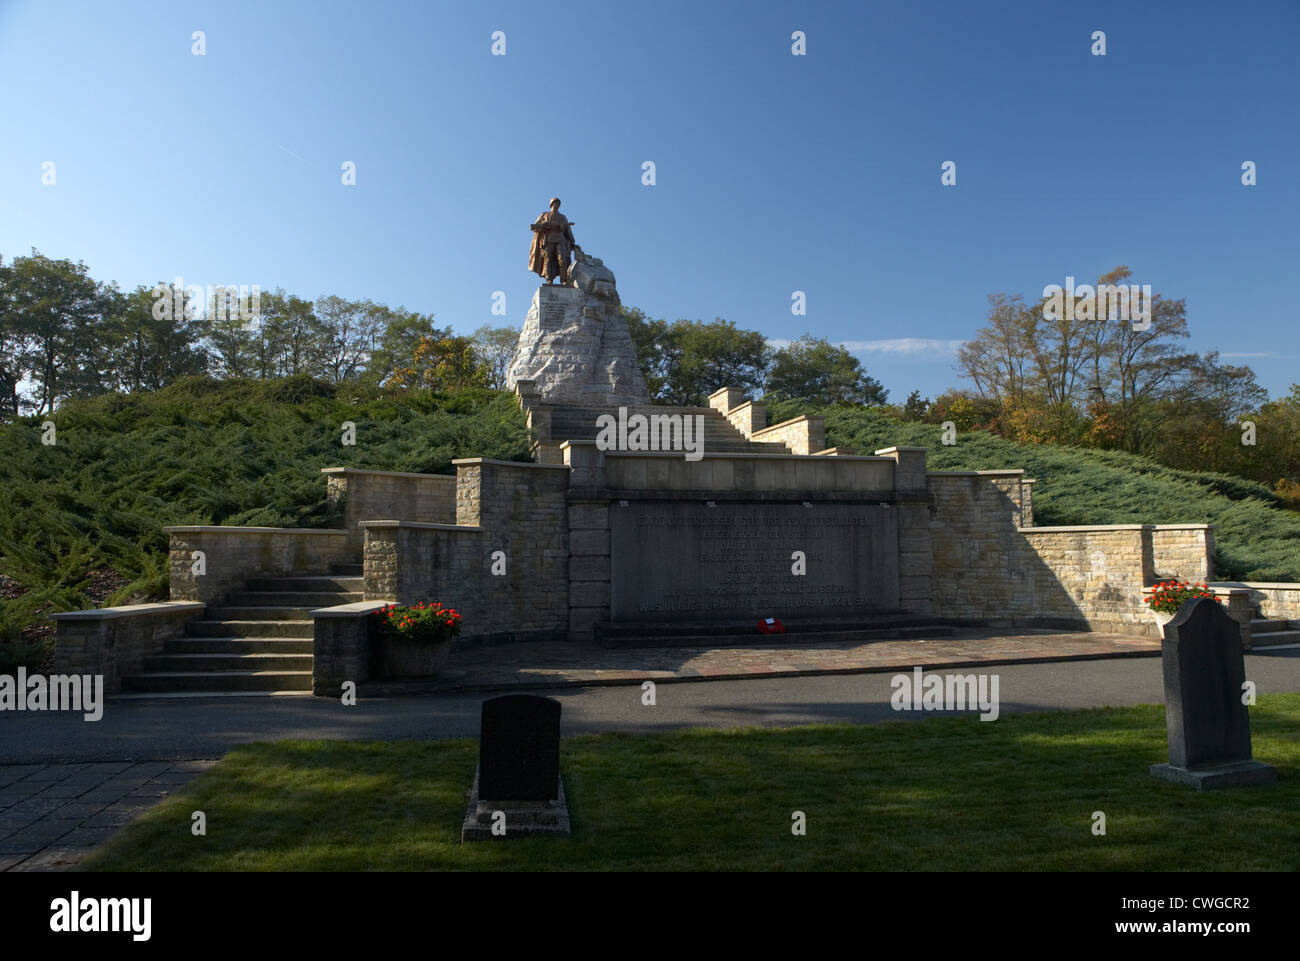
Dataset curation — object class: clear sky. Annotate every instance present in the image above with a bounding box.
[2,0,1296,403]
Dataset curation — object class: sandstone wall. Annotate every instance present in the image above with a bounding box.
[323,468,457,553]
[166,527,353,604]
[361,459,570,646]
[51,602,205,695]
[1019,526,1153,633]
[1150,525,1215,583]
[927,471,1031,621]
[750,416,825,456]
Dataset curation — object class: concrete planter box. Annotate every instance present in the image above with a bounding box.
[373,629,454,679]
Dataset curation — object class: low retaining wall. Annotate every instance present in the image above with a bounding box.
[50,601,205,695]
[750,415,825,455]
[1019,526,1153,634]
[1208,582,1300,623]
[359,459,571,647]
[311,600,390,696]
[1151,525,1215,583]
[165,526,353,604]
[322,467,457,553]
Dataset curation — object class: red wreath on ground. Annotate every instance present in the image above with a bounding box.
[757,617,785,635]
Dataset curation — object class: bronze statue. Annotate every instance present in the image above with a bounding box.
[529,197,577,285]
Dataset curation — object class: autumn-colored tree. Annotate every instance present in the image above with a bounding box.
[389,335,490,391]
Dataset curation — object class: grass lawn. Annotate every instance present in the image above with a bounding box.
[85,695,1300,872]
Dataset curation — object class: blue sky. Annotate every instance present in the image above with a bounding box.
[2,0,1296,402]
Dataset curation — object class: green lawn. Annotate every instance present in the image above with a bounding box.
[85,696,1300,872]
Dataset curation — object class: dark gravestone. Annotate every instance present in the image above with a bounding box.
[478,694,561,800]
[1150,597,1277,790]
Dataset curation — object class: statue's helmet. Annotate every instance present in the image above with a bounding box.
[549,197,561,208]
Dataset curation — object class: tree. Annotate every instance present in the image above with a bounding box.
[765,334,887,407]
[657,318,771,407]
[897,390,932,422]
[364,308,445,386]
[471,324,520,390]
[389,334,490,391]
[255,290,325,378]
[104,285,208,393]
[957,293,1036,408]
[621,305,672,400]
[4,251,110,414]
[316,295,384,383]
[200,285,257,379]
[0,255,29,419]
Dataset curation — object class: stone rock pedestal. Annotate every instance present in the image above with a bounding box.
[507,252,649,406]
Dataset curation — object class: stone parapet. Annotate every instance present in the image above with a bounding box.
[164,526,353,604]
[51,602,205,695]
[310,599,391,696]
[1150,524,1215,583]
[322,467,457,553]
[751,415,825,455]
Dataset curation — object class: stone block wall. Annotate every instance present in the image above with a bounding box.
[322,468,457,553]
[1151,525,1215,583]
[878,448,932,614]
[166,527,353,604]
[750,415,826,455]
[51,602,205,695]
[1207,582,1300,622]
[311,600,390,696]
[708,387,766,436]
[600,450,895,494]
[927,471,1031,620]
[361,459,570,646]
[1019,526,1154,633]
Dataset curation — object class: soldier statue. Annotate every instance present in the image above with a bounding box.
[529,197,578,285]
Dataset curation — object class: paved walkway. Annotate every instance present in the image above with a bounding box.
[363,628,1161,694]
[0,760,215,872]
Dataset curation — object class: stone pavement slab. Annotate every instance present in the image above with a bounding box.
[360,628,1161,696]
[0,759,216,872]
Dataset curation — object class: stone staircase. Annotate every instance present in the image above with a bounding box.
[545,403,789,456]
[594,614,956,649]
[119,563,363,698]
[1249,613,1300,647]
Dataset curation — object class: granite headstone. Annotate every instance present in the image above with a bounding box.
[1150,597,1277,789]
[478,694,561,801]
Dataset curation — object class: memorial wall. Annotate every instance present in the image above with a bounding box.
[609,501,901,621]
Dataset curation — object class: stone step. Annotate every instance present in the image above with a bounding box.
[599,614,935,638]
[225,591,363,607]
[165,637,315,654]
[548,404,725,417]
[208,606,315,621]
[596,622,956,649]
[143,652,314,672]
[122,670,313,693]
[548,418,748,436]
[186,620,315,638]
[246,575,364,592]
[1250,618,1293,633]
[1251,630,1300,647]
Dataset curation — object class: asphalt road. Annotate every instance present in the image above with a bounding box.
[3,647,1299,764]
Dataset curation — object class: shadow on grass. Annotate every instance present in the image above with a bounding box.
[85,697,1299,872]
